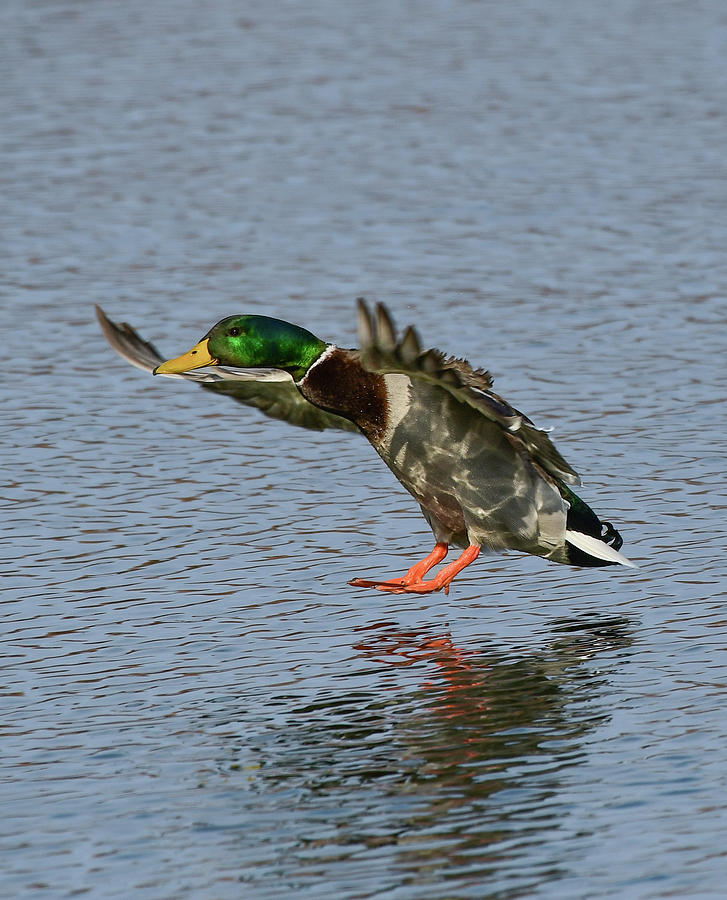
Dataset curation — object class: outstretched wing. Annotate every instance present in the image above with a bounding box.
[357,299,580,485]
[96,306,359,434]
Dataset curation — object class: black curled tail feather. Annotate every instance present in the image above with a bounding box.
[566,520,625,567]
[600,521,623,551]
[560,484,626,567]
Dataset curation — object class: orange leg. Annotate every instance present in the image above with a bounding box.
[350,544,481,595]
[349,542,449,590]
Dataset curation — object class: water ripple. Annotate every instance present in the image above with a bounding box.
[4,0,727,897]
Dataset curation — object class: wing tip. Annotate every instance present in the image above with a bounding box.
[95,305,163,372]
[357,297,374,346]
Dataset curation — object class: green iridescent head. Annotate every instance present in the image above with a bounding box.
[154,314,328,381]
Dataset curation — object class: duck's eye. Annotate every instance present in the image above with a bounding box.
[227,327,243,337]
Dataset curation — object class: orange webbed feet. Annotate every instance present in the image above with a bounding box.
[349,542,448,592]
[350,544,480,595]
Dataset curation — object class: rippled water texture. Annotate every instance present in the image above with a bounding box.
[3,1,727,897]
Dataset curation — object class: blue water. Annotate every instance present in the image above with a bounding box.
[3,0,727,897]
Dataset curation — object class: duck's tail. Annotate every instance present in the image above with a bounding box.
[565,525,637,568]
[559,483,636,568]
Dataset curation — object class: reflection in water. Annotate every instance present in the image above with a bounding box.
[224,619,633,894]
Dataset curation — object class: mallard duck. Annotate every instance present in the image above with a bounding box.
[97,301,634,593]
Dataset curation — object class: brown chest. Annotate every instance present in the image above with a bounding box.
[299,348,389,443]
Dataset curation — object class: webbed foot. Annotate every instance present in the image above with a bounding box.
[350,545,480,595]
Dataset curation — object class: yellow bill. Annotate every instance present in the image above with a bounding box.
[153,338,219,375]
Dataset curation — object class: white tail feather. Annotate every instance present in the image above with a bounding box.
[565,530,638,568]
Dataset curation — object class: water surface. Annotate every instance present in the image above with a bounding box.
[2,0,727,897]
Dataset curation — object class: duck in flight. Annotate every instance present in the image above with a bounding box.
[97,300,634,593]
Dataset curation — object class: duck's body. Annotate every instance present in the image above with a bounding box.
[97,301,634,593]
[300,346,569,561]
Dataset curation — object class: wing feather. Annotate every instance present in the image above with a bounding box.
[356,299,580,485]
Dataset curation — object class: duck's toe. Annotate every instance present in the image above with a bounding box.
[348,576,406,589]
